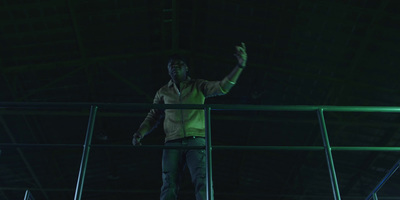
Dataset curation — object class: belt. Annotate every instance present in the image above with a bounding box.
[185,136,204,139]
[167,136,205,143]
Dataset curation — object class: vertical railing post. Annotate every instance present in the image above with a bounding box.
[74,105,98,200]
[24,190,29,200]
[317,108,341,200]
[24,189,34,200]
[204,105,213,200]
[373,193,378,200]
[365,159,400,200]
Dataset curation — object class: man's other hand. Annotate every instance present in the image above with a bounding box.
[132,132,142,146]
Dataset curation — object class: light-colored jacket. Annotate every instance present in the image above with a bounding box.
[137,76,232,142]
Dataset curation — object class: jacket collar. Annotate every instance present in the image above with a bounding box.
[168,76,192,87]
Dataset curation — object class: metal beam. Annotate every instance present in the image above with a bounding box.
[189,0,199,59]
[335,0,390,104]
[0,5,148,25]
[0,159,11,200]
[16,65,86,101]
[105,67,153,101]
[2,50,169,73]
[192,53,398,94]
[161,0,169,50]
[171,0,178,51]
[67,0,86,58]
[0,1,66,12]
[0,116,49,199]
[0,190,10,200]
[67,0,96,100]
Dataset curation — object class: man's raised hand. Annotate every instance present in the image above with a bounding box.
[234,42,247,67]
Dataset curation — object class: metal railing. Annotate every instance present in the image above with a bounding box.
[24,189,35,200]
[1,103,400,200]
[365,159,400,200]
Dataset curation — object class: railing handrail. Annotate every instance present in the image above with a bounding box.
[1,102,400,200]
[2,102,400,112]
[1,144,400,152]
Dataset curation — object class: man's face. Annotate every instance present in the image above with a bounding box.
[168,59,188,81]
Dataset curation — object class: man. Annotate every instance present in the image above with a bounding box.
[132,43,247,200]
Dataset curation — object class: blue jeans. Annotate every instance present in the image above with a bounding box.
[160,137,208,200]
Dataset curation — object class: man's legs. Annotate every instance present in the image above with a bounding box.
[186,138,208,200]
[160,141,185,200]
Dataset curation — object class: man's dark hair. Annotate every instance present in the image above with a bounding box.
[168,54,187,65]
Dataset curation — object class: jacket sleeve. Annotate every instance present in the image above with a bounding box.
[198,77,235,98]
[136,90,164,138]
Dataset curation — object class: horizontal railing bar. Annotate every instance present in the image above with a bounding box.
[94,145,205,149]
[0,144,204,150]
[1,186,399,199]
[1,186,400,199]
[0,110,144,117]
[0,103,206,110]
[0,186,395,199]
[2,144,400,151]
[1,102,400,113]
[332,147,400,151]
[0,144,83,148]
[0,102,96,109]
[212,146,324,150]
[211,105,400,112]
[213,146,400,151]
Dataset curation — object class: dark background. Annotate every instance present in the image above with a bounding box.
[1,0,400,199]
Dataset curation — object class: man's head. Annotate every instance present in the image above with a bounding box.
[167,54,188,83]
